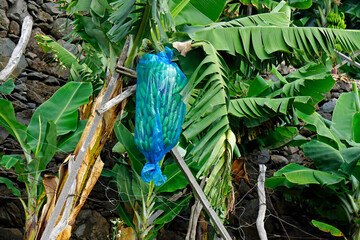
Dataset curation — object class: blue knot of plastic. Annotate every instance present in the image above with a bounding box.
[141,162,167,186]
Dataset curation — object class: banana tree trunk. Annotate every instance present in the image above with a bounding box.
[38,40,133,240]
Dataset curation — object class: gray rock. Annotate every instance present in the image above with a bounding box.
[35,22,52,31]
[15,83,27,92]
[0,126,9,145]
[25,52,37,59]
[249,150,270,164]
[27,71,48,79]
[72,210,110,240]
[0,9,10,31]
[0,38,28,79]
[12,100,28,111]
[320,99,337,113]
[37,10,53,22]
[332,83,341,91]
[7,0,29,22]
[271,154,289,164]
[0,30,7,38]
[9,20,20,35]
[16,110,32,125]
[26,102,36,109]
[51,18,73,39]
[12,92,27,102]
[28,1,40,13]
[290,153,303,164]
[318,111,332,121]
[45,76,60,85]
[0,0,8,10]
[36,0,43,5]
[0,227,22,240]
[331,92,341,98]
[338,80,351,92]
[42,2,63,15]
[286,146,299,155]
[8,33,19,40]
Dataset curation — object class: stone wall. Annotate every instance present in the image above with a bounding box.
[0,1,113,239]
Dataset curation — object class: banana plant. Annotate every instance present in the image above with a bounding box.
[103,122,193,239]
[267,84,360,239]
[33,0,360,238]
[0,82,92,239]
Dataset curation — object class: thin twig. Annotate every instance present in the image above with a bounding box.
[268,194,290,240]
[96,84,137,115]
[0,16,33,83]
[186,177,207,240]
[115,66,137,78]
[256,164,267,240]
[170,148,232,240]
[334,50,360,69]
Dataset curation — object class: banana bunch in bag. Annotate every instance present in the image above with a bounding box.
[134,47,187,186]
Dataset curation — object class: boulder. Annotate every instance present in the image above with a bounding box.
[6,0,29,22]
[51,18,73,40]
[0,9,9,31]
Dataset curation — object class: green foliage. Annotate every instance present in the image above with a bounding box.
[267,86,360,238]
[0,79,15,94]
[311,220,344,238]
[169,0,227,26]
[108,122,191,239]
[0,82,92,234]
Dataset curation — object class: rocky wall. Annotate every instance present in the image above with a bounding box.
[0,1,113,239]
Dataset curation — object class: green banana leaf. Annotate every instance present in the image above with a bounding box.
[26,82,92,153]
[169,0,226,26]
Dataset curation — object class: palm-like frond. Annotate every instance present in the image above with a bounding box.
[188,14,360,74]
[181,42,234,218]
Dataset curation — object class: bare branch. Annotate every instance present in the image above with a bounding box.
[96,84,137,115]
[0,16,33,83]
[256,164,267,240]
[170,148,232,240]
[334,50,360,69]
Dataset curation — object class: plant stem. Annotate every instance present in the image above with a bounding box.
[352,82,360,112]
[125,1,151,68]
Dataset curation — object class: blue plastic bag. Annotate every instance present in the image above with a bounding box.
[134,47,187,186]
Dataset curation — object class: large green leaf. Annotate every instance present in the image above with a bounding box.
[311,220,344,237]
[288,0,312,9]
[155,163,188,193]
[116,164,135,204]
[113,123,147,176]
[229,96,310,124]
[302,140,344,173]
[0,79,15,95]
[0,99,30,157]
[0,155,24,170]
[296,110,345,150]
[27,82,92,152]
[282,62,335,107]
[28,121,57,172]
[0,177,21,197]
[331,92,358,141]
[57,120,87,152]
[271,163,344,186]
[189,25,360,71]
[169,0,226,26]
[180,42,233,220]
[153,195,191,225]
